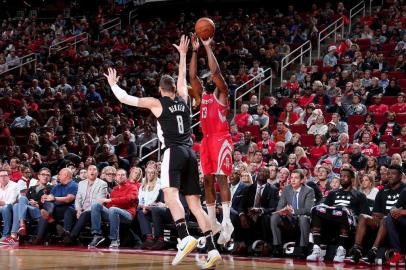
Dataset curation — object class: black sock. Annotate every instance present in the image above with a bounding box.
[175,218,189,239]
[204,230,216,251]
[339,234,349,249]
[313,232,321,245]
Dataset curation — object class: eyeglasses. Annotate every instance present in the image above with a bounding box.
[39,173,51,177]
[0,174,9,178]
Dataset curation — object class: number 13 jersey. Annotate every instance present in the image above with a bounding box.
[200,92,229,135]
[157,96,192,148]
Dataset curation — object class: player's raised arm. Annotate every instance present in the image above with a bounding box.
[189,34,203,100]
[104,68,162,116]
[201,37,228,97]
[172,35,189,102]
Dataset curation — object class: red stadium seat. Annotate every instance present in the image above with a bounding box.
[300,134,315,148]
[381,135,395,146]
[347,115,364,126]
[387,57,397,67]
[396,114,406,124]
[399,79,406,88]
[381,96,397,106]
[375,115,386,125]
[388,147,401,156]
[383,43,396,52]
[242,125,260,141]
[291,124,307,134]
[388,71,405,80]
[324,113,333,123]
[357,39,371,46]
[280,98,292,109]
[260,96,271,106]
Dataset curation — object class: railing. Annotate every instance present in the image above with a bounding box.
[48,32,89,56]
[129,8,139,25]
[139,137,161,161]
[233,68,273,117]
[317,17,345,59]
[100,17,121,35]
[280,41,312,84]
[348,1,366,34]
[0,53,36,76]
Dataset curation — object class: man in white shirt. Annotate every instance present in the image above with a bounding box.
[0,169,18,241]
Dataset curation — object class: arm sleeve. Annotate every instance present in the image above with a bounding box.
[111,84,139,106]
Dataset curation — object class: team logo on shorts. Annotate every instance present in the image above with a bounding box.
[332,210,343,216]
[216,139,232,175]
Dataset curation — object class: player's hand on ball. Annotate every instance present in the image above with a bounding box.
[201,36,213,47]
[173,34,190,55]
[103,67,120,87]
[191,34,200,51]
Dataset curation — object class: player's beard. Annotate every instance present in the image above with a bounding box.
[206,82,216,93]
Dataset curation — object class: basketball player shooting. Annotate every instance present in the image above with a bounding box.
[104,35,221,269]
[189,34,234,245]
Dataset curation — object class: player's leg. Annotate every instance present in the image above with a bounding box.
[213,135,234,244]
[361,217,388,265]
[161,147,198,266]
[185,148,221,269]
[201,137,221,233]
[345,214,377,264]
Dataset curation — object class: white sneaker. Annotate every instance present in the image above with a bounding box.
[199,249,222,269]
[307,245,325,262]
[212,221,222,235]
[217,221,234,245]
[333,246,346,263]
[172,235,198,266]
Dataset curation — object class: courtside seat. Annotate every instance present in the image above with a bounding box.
[291,124,307,134]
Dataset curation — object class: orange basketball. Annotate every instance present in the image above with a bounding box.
[195,17,215,40]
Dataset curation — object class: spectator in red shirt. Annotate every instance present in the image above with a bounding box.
[279,102,299,125]
[337,133,352,154]
[308,134,328,166]
[232,104,253,130]
[0,119,10,137]
[368,95,389,115]
[257,130,275,161]
[299,86,315,108]
[286,74,300,96]
[230,124,244,145]
[390,93,406,114]
[9,158,22,182]
[88,168,138,248]
[295,146,312,169]
[360,131,380,157]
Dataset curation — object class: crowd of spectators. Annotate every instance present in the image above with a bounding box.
[0,0,406,266]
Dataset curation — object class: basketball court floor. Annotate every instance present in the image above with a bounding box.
[0,245,381,270]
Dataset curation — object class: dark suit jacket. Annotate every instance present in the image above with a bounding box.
[276,184,315,216]
[240,182,279,216]
[231,182,247,210]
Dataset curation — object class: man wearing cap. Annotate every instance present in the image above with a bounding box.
[323,46,337,67]
[368,95,389,116]
[390,93,406,114]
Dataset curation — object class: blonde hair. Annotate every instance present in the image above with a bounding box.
[143,167,158,192]
[129,167,143,183]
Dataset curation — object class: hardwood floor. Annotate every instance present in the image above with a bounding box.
[0,246,377,270]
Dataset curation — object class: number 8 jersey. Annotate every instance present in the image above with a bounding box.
[157,96,192,149]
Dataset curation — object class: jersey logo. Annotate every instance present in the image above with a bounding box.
[218,110,227,123]
[216,139,232,174]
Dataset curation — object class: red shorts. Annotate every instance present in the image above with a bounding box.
[200,133,233,176]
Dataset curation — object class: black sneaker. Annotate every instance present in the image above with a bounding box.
[272,245,284,258]
[150,240,166,250]
[141,239,155,250]
[88,235,105,248]
[360,247,377,265]
[344,247,362,264]
[62,235,76,246]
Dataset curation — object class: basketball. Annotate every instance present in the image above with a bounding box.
[195,17,215,40]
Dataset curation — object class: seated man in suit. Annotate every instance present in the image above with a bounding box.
[307,168,370,263]
[232,167,279,255]
[62,165,108,245]
[271,169,315,258]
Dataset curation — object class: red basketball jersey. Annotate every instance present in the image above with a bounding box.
[200,92,229,135]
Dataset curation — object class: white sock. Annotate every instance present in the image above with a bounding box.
[207,204,217,226]
[221,202,231,223]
